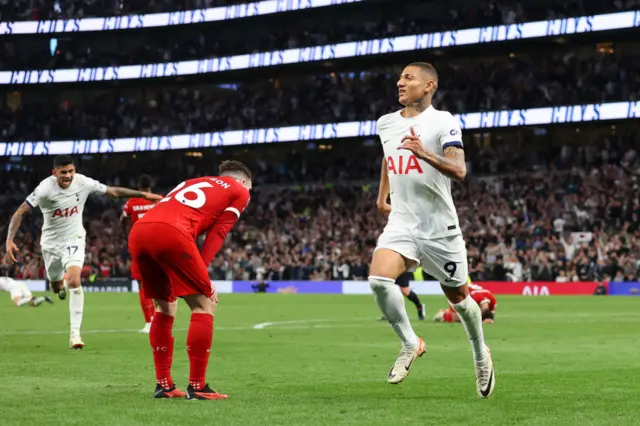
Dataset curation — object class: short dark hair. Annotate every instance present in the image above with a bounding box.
[53,155,74,168]
[137,174,153,190]
[481,308,494,321]
[219,160,252,180]
[407,62,438,82]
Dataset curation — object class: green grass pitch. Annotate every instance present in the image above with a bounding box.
[1,293,639,425]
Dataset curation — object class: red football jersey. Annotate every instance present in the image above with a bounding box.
[469,284,497,311]
[123,198,155,226]
[137,176,250,265]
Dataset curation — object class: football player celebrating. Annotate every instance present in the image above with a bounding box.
[4,155,162,349]
[370,62,494,398]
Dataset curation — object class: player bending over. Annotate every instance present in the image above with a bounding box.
[370,62,494,398]
[379,272,426,321]
[434,279,497,324]
[4,155,162,349]
[128,160,251,400]
[0,276,52,307]
[121,174,158,334]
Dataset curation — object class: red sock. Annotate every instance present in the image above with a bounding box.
[149,313,175,388]
[187,313,214,391]
[139,286,155,323]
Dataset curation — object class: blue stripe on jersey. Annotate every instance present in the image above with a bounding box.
[25,199,35,208]
[442,141,463,150]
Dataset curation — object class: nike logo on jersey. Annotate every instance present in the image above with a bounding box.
[382,140,391,144]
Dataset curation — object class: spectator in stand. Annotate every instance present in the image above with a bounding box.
[3,50,640,142]
[1,136,639,282]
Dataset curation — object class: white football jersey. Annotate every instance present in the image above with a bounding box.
[26,174,107,250]
[377,105,463,239]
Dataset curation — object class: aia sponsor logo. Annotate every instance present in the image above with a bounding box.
[387,155,424,175]
[52,206,79,218]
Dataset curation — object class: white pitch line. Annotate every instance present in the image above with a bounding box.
[253,319,332,329]
[0,318,378,336]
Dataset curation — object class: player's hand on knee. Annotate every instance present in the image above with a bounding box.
[209,286,219,304]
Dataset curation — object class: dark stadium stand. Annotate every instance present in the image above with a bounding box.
[2,43,639,141]
[3,0,633,70]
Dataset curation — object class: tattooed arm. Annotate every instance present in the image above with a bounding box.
[399,128,467,181]
[105,186,162,201]
[5,202,32,263]
[420,146,467,181]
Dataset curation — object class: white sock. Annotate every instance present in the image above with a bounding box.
[451,295,486,361]
[17,297,32,307]
[69,287,84,336]
[369,275,419,349]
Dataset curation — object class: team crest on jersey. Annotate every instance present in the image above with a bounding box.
[52,206,79,218]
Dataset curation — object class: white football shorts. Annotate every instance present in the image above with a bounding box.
[375,225,468,288]
[42,243,85,282]
[0,278,31,300]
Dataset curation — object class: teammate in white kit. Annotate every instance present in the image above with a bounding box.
[0,276,52,307]
[370,62,495,398]
[4,155,162,349]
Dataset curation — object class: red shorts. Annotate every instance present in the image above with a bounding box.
[128,222,212,302]
[131,258,141,281]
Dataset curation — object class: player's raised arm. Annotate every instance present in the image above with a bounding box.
[399,126,467,181]
[5,202,32,264]
[105,186,163,201]
[376,157,392,217]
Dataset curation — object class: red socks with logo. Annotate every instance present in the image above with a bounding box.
[187,313,214,391]
[149,312,175,388]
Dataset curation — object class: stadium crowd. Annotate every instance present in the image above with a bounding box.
[1,135,638,283]
[1,0,635,70]
[3,48,639,142]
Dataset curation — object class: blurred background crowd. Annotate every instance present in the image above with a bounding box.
[1,0,639,284]
[2,132,638,283]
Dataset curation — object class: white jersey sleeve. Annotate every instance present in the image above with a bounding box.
[75,174,107,195]
[437,112,464,151]
[25,180,48,208]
